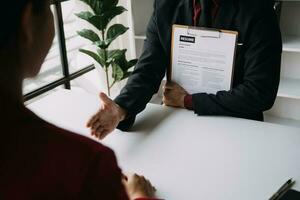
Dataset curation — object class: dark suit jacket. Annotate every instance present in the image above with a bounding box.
[115,0,282,130]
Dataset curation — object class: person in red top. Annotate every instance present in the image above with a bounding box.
[0,0,158,199]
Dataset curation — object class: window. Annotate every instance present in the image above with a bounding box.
[23,0,95,101]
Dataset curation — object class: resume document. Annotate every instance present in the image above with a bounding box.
[170,25,238,95]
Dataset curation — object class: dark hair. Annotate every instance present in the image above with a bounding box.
[0,0,48,48]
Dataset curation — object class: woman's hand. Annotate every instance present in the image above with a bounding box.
[123,173,156,200]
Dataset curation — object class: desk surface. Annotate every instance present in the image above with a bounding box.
[28,89,300,200]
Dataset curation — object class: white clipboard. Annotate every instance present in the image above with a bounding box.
[168,24,238,95]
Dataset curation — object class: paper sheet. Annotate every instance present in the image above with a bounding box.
[170,25,238,94]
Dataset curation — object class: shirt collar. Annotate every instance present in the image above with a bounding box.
[212,0,220,6]
[194,0,221,6]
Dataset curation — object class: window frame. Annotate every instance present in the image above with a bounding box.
[24,0,281,101]
[24,0,95,101]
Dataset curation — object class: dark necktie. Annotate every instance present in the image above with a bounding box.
[198,0,213,27]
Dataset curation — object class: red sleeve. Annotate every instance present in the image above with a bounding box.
[79,148,129,200]
[184,94,194,110]
[78,145,161,200]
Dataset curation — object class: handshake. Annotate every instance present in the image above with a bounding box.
[87,82,188,140]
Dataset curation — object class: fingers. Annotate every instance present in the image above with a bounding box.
[164,82,186,92]
[133,173,157,194]
[86,114,98,128]
[162,91,172,106]
[95,125,104,136]
[127,173,152,186]
[162,81,188,108]
[91,120,101,130]
[144,177,156,192]
[163,82,180,98]
[89,117,102,137]
[99,92,112,107]
[164,81,180,89]
[92,125,111,140]
[162,96,167,105]
[125,172,139,181]
[122,173,128,181]
[163,91,170,101]
[87,93,107,128]
[99,129,110,140]
[87,92,119,140]
[163,82,173,98]
[163,82,174,90]
[123,172,157,199]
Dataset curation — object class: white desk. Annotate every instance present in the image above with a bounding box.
[27,89,300,200]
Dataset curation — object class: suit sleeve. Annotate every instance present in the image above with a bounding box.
[191,9,282,120]
[114,0,167,130]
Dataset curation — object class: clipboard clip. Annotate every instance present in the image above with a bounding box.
[187,27,221,38]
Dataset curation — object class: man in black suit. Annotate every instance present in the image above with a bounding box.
[87,0,282,139]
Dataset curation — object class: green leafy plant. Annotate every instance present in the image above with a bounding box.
[76,0,137,96]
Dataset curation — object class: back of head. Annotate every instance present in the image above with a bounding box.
[0,0,46,48]
[0,1,27,48]
[0,0,53,82]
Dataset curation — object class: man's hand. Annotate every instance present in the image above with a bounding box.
[123,173,156,199]
[86,92,127,140]
[163,82,188,108]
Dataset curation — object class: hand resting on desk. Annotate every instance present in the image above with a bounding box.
[163,82,188,108]
[123,173,157,199]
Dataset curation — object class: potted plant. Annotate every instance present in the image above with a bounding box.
[75,0,137,96]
